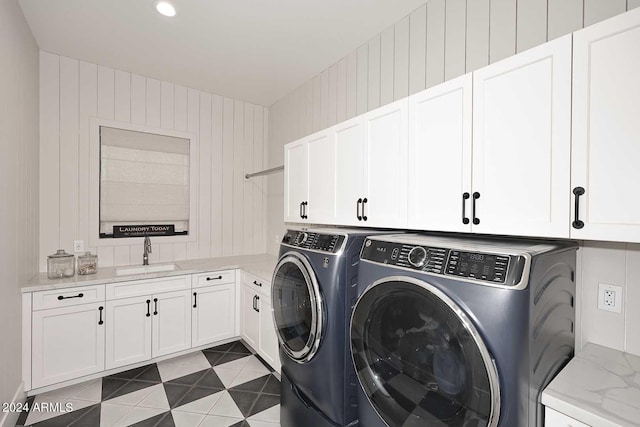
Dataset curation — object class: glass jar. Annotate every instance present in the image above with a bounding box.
[47,249,75,279]
[77,252,98,275]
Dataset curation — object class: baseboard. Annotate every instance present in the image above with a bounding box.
[0,382,25,427]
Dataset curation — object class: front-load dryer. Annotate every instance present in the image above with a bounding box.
[273,228,392,427]
[350,234,577,427]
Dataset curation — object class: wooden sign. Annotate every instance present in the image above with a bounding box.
[113,225,175,238]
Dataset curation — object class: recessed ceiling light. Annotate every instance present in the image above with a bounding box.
[155,1,176,17]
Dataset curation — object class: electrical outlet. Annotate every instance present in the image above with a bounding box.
[598,283,623,313]
[73,240,84,253]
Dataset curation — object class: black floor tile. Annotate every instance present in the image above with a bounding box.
[253,353,275,372]
[130,411,175,427]
[31,403,99,427]
[106,364,151,381]
[229,421,250,427]
[101,377,129,400]
[135,364,162,383]
[70,404,101,426]
[230,375,270,393]
[261,375,281,395]
[163,383,191,409]
[216,352,248,366]
[167,369,208,387]
[228,341,252,355]
[203,351,226,366]
[175,386,220,408]
[105,379,156,401]
[16,395,34,426]
[203,342,235,353]
[248,393,280,418]
[228,390,260,418]
[195,369,225,389]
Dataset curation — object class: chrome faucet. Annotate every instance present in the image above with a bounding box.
[143,236,152,265]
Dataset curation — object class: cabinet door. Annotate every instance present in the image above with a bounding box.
[32,303,105,388]
[571,8,640,242]
[240,285,260,350]
[152,290,192,358]
[363,99,408,227]
[408,74,473,232]
[472,35,572,238]
[334,116,366,226]
[284,140,308,222]
[106,296,152,370]
[192,284,235,347]
[307,131,335,224]
[258,295,280,372]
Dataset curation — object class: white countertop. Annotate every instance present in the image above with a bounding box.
[542,343,640,427]
[24,254,278,293]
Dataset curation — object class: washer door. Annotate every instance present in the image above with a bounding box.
[351,277,500,427]
[272,253,324,363]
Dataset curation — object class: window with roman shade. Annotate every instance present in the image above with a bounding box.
[99,126,190,237]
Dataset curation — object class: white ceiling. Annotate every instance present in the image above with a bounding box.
[18,0,428,106]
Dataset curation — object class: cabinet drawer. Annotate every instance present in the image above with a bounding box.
[192,269,236,288]
[242,271,271,297]
[32,285,105,311]
[106,275,190,300]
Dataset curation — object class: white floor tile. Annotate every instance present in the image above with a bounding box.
[100,403,133,427]
[199,414,244,427]
[173,391,223,414]
[39,378,102,401]
[247,404,280,423]
[113,406,166,427]
[171,410,207,427]
[25,396,94,425]
[229,369,269,388]
[103,383,158,406]
[215,355,251,371]
[213,367,242,389]
[247,421,281,427]
[137,384,170,410]
[242,357,271,374]
[207,391,244,419]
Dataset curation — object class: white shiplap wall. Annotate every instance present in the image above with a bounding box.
[266,0,640,357]
[0,0,39,421]
[40,52,268,271]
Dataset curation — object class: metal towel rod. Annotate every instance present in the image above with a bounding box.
[245,165,284,179]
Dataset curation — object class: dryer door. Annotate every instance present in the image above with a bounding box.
[272,253,324,363]
[351,277,500,427]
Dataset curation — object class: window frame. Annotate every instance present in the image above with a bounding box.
[89,118,199,248]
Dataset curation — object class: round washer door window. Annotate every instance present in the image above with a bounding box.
[351,278,500,427]
[272,253,323,362]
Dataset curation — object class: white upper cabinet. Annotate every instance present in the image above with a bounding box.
[334,116,366,226]
[284,140,309,222]
[408,74,473,233]
[471,35,572,238]
[571,8,640,242]
[362,99,409,228]
[306,131,336,224]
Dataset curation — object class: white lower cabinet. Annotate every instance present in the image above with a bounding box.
[105,296,152,370]
[545,407,590,427]
[31,302,105,389]
[106,289,191,370]
[240,272,280,372]
[192,283,236,347]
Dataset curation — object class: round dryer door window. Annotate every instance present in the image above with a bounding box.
[351,278,500,427]
[272,253,324,363]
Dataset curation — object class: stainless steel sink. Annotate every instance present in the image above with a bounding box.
[115,263,179,276]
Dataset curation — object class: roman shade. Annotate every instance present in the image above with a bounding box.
[99,126,190,236]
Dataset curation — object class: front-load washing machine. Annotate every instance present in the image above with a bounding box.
[273,228,392,427]
[350,234,577,427]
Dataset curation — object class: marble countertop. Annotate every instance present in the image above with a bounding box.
[24,253,278,293]
[542,343,640,427]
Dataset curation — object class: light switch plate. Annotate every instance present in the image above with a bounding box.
[598,283,623,313]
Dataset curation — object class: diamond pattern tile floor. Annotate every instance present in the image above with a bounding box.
[17,341,280,427]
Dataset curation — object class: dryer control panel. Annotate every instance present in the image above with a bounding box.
[361,239,526,286]
[282,230,346,253]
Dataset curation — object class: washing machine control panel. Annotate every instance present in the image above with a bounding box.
[362,239,526,286]
[282,230,346,253]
